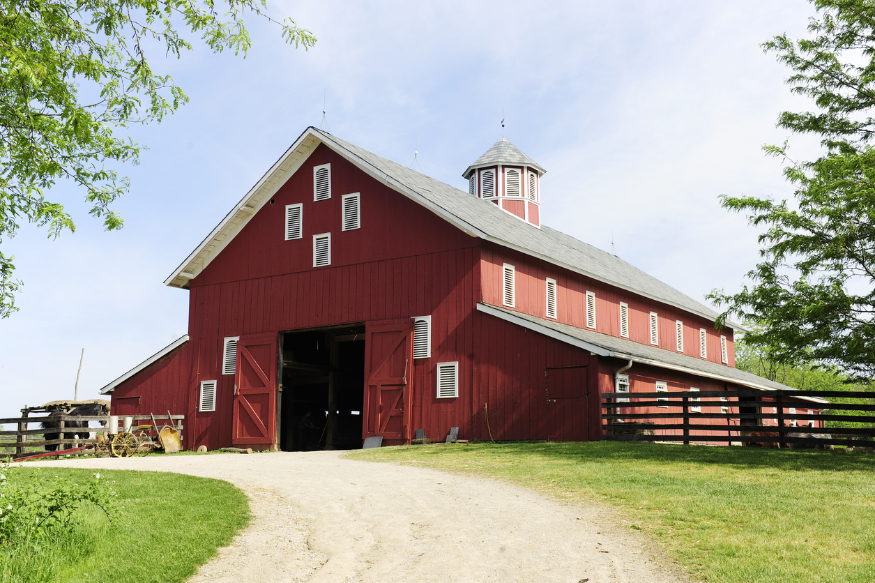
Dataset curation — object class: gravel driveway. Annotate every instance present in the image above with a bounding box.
[45,451,683,583]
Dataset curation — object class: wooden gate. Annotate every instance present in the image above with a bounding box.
[546,366,589,442]
[232,333,278,448]
[363,320,415,443]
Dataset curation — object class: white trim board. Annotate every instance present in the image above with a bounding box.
[99,335,189,394]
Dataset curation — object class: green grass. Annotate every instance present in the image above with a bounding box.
[349,441,875,583]
[1,468,250,583]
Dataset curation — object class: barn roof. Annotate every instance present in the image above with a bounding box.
[462,137,546,178]
[164,127,736,328]
[99,335,189,394]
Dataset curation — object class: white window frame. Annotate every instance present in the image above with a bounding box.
[199,380,217,413]
[412,316,431,359]
[720,395,729,415]
[313,232,331,267]
[720,335,728,364]
[700,328,707,359]
[676,320,684,352]
[619,302,629,338]
[313,163,331,201]
[616,374,630,403]
[808,410,815,428]
[502,263,515,307]
[436,361,459,399]
[505,168,521,197]
[586,291,596,329]
[650,312,659,346]
[789,407,797,427]
[284,203,302,240]
[689,387,700,412]
[656,381,668,407]
[469,174,477,196]
[342,193,361,231]
[481,169,496,198]
[528,170,537,202]
[222,336,239,376]
[545,278,557,319]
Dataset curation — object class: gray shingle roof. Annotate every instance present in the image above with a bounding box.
[462,137,546,178]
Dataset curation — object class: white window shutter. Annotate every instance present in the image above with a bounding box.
[676,321,684,352]
[436,362,459,398]
[528,172,537,202]
[342,193,360,231]
[481,169,495,198]
[469,174,476,196]
[285,204,302,240]
[619,302,629,338]
[586,291,596,329]
[721,335,728,364]
[199,381,217,413]
[700,328,707,359]
[656,381,668,407]
[313,233,331,267]
[689,387,700,412]
[313,164,331,201]
[222,337,239,375]
[545,278,557,319]
[413,316,431,359]
[502,264,515,307]
[505,168,521,197]
[649,312,659,345]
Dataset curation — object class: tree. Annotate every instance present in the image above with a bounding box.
[709,0,875,384]
[0,0,315,318]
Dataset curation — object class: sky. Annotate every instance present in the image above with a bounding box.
[0,0,824,410]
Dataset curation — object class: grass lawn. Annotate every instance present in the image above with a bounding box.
[349,441,875,583]
[1,468,249,583]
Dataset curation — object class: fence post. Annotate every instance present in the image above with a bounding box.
[16,410,28,458]
[683,395,689,445]
[606,396,614,437]
[776,394,786,449]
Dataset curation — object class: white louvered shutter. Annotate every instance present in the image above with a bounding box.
[586,291,596,329]
[700,328,707,358]
[650,312,659,345]
[222,337,239,375]
[469,175,476,196]
[676,321,684,352]
[285,204,302,240]
[721,335,728,364]
[506,168,521,197]
[546,278,557,319]
[313,233,331,267]
[314,164,331,201]
[199,381,216,412]
[436,362,459,398]
[502,264,515,307]
[413,316,431,359]
[619,302,629,338]
[481,169,495,198]
[528,172,537,202]
[342,193,360,231]
[690,387,700,412]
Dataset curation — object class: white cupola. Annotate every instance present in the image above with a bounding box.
[462,138,546,227]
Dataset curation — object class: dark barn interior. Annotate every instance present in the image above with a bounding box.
[279,325,366,451]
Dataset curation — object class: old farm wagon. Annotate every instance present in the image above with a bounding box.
[99,127,827,451]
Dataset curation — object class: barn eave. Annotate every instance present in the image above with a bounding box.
[99,335,189,394]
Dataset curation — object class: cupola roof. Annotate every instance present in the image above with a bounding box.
[462,138,546,178]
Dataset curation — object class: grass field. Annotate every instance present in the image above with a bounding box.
[1,468,249,583]
[350,441,875,583]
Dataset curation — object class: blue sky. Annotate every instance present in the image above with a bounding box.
[1,0,821,409]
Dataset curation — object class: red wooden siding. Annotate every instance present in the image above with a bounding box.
[110,343,192,420]
[528,202,540,227]
[501,199,526,220]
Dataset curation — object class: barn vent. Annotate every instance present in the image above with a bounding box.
[656,381,668,407]
[505,168,521,197]
[528,171,537,202]
[690,387,701,412]
[502,263,515,307]
[413,316,431,359]
[342,193,360,231]
[469,174,476,196]
[314,163,331,201]
[285,204,302,240]
[436,362,458,398]
[700,328,707,359]
[481,169,495,198]
[720,335,728,364]
[313,233,331,267]
[619,302,629,338]
[222,337,239,375]
[676,320,684,352]
[586,291,596,329]
[545,278,557,319]
[649,312,659,345]
[199,381,217,413]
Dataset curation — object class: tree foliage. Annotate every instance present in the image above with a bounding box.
[0,0,315,318]
[710,0,875,383]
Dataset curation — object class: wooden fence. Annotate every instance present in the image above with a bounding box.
[601,389,875,448]
[1,414,184,458]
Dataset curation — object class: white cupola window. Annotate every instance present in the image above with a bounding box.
[528,171,537,202]
[505,168,521,197]
[469,174,476,196]
[481,169,495,198]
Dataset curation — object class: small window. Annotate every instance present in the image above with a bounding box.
[222,337,239,375]
[789,407,797,428]
[342,193,360,231]
[676,321,684,352]
[586,291,596,329]
[616,374,630,403]
[545,278,557,319]
[313,233,331,267]
[619,302,629,338]
[689,387,700,412]
[505,168,521,197]
[700,328,707,359]
[720,335,728,364]
[413,316,431,359]
[469,174,476,196]
[285,204,302,240]
[502,263,515,307]
[481,169,495,198]
[199,381,217,413]
[436,362,459,398]
[656,381,668,407]
[528,171,537,202]
[722,405,730,415]
[650,312,659,345]
[313,163,331,201]
[720,395,729,415]
[808,410,815,428]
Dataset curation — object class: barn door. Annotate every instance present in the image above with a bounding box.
[363,320,415,443]
[545,366,589,442]
[232,333,278,448]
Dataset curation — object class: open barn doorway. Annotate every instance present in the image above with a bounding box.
[279,324,366,451]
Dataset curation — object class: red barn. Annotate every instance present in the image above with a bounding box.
[99,127,825,450]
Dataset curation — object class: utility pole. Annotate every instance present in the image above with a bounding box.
[74,348,84,401]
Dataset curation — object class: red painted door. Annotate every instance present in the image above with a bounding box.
[545,366,589,442]
[363,320,415,443]
[232,333,278,448]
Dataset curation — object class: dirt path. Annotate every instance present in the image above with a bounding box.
[45,451,683,583]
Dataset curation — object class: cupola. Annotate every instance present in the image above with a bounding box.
[462,138,546,227]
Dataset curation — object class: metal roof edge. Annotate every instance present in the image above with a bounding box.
[99,335,190,394]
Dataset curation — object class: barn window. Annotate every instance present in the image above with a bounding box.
[656,381,668,407]
[585,291,596,329]
[412,316,431,359]
[505,168,521,197]
[222,337,239,375]
[720,395,729,415]
[528,171,537,202]
[689,387,700,412]
[808,410,815,428]
[649,312,659,345]
[545,278,557,319]
[700,328,707,359]
[313,233,331,267]
[616,374,630,403]
[199,381,217,413]
[502,263,515,307]
[342,193,360,231]
[676,320,684,352]
[481,169,496,198]
[469,174,476,196]
[619,302,629,338]
[313,163,331,201]
[436,362,458,398]
[285,204,302,240]
[720,335,728,364]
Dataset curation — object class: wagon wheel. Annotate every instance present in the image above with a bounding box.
[94,437,111,458]
[133,430,154,456]
[111,432,139,457]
